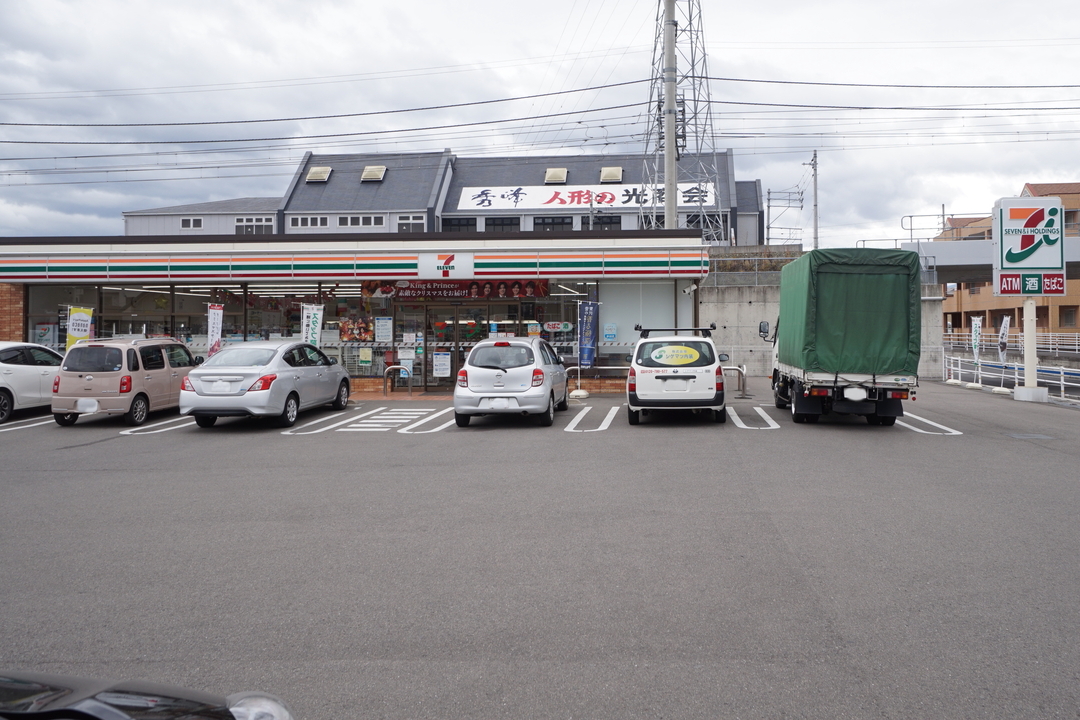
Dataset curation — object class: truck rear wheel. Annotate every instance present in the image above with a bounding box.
[774,388,788,409]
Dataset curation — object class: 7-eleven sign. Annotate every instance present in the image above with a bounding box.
[993,197,1065,296]
[418,252,474,279]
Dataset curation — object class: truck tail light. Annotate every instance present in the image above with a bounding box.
[181,376,194,392]
[628,367,636,392]
[715,366,724,392]
[531,368,545,387]
[248,374,277,391]
[52,376,60,393]
[886,390,909,400]
[808,387,831,397]
[119,376,132,393]
[457,369,468,388]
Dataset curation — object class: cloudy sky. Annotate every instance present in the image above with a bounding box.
[4,0,1080,246]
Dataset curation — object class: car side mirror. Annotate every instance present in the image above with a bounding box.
[329,357,339,365]
[718,353,730,363]
[194,356,204,365]
[758,321,770,340]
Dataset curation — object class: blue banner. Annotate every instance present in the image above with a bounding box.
[578,301,599,369]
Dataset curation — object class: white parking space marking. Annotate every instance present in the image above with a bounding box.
[0,417,55,433]
[282,406,385,435]
[728,406,781,430]
[119,416,196,435]
[399,407,456,434]
[338,407,437,432]
[564,405,621,432]
[896,411,963,436]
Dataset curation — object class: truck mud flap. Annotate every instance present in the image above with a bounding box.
[791,394,824,415]
[873,397,904,418]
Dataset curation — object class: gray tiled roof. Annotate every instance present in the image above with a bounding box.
[735,180,762,213]
[123,197,280,215]
[283,151,451,213]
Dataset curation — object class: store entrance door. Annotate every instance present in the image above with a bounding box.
[423,305,488,390]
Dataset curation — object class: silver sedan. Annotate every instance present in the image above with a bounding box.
[179,340,350,428]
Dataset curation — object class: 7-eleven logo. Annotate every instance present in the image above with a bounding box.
[1002,206,1061,264]
[436,254,455,277]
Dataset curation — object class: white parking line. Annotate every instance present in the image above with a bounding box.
[399,407,456,434]
[119,416,196,435]
[282,407,386,435]
[896,411,963,436]
[338,408,437,432]
[564,405,621,432]
[0,417,56,432]
[727,406,781,430]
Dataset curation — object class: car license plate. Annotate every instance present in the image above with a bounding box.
[663,378,689,392]
[491,397,509,409]
[211,381,230,393]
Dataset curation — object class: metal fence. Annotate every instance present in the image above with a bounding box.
[943,332,1080,356]
[943,354,1080,399]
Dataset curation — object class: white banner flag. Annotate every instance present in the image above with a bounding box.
[301,304,324,346]
[207,304,224,356]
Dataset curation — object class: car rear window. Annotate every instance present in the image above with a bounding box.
[635,340,716,368]
[469,345,534,369]
[203,347,277,367]
[63,346,124,373]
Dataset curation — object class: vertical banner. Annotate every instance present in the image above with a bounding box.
[207,304,224,357]
[66,307,94,350]
[301,304,324,347]
[578,301,599,369]
[971,316,982,364]
[997,315,1010,364]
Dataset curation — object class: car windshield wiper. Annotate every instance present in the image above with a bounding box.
[476,364,507,371]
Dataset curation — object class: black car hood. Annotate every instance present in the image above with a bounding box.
[0,671,232,720]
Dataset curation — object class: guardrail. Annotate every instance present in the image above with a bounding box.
[570,363,749,398]
[943,354,1080,399]
[944,332,1080,355]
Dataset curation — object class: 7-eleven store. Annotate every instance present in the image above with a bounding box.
[0,231,706,392]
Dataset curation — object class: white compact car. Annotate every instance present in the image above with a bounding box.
[0,341,64,424]
[626,324,727,425]
[453,336,569,427]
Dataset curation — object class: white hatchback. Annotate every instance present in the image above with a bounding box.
[0,341,64,424]
[626,324,727,425]
[453,337,569,427]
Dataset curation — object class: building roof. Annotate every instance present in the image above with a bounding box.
[1022,182,1080,197]
[735,180,762,213]
[123,197,280,216]
[282,150,452,213]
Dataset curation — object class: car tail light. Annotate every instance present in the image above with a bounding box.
[886,390,909,400]
[457,369,468,388]
[628,367,636,392]
[494,341,510,347]
[119,376,132,393]
[181,376,194,392]
[532,368,545,387]
[52,376,60,393]
[248,374,277,391]
[715,366,724,392]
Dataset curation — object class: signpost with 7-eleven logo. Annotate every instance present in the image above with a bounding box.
[992,197,1066,402]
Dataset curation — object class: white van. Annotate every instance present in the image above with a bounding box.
[626,324,727,425]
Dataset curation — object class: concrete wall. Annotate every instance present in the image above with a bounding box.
[698,284,945,380]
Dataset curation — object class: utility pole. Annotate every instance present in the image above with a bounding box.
[662,0,677,230]
[804,150,819,249]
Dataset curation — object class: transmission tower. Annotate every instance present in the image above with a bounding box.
[640,0,728,245]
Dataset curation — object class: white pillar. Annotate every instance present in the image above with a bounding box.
[1015,296,1048,402]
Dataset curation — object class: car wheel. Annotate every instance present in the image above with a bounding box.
[555,385,569,411]
[627,406,640,425]
[714,407,727,423]
[454,412,470,427]
[195,415,217,428]
[331,381,350,410]
[276,393,300,428]
[791,399,805,424]
[878,415,896,427]
[53,412,78,426]
[0,389,12,424]
[538,394,555,426]
[124,394,150,426]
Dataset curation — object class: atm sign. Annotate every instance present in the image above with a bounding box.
[997,272,1065,295]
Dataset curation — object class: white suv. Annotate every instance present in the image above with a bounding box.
[626,324,727,425]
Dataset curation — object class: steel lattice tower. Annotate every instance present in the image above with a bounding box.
[640,0,728,245]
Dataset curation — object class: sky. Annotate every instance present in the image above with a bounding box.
[4,0,1080,247]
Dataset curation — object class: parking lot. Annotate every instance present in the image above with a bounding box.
[3,378,1080,718]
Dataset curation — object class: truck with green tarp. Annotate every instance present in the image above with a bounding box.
[760,248,921,425]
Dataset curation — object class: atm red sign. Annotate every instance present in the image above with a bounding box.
[998,272,1065,295]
